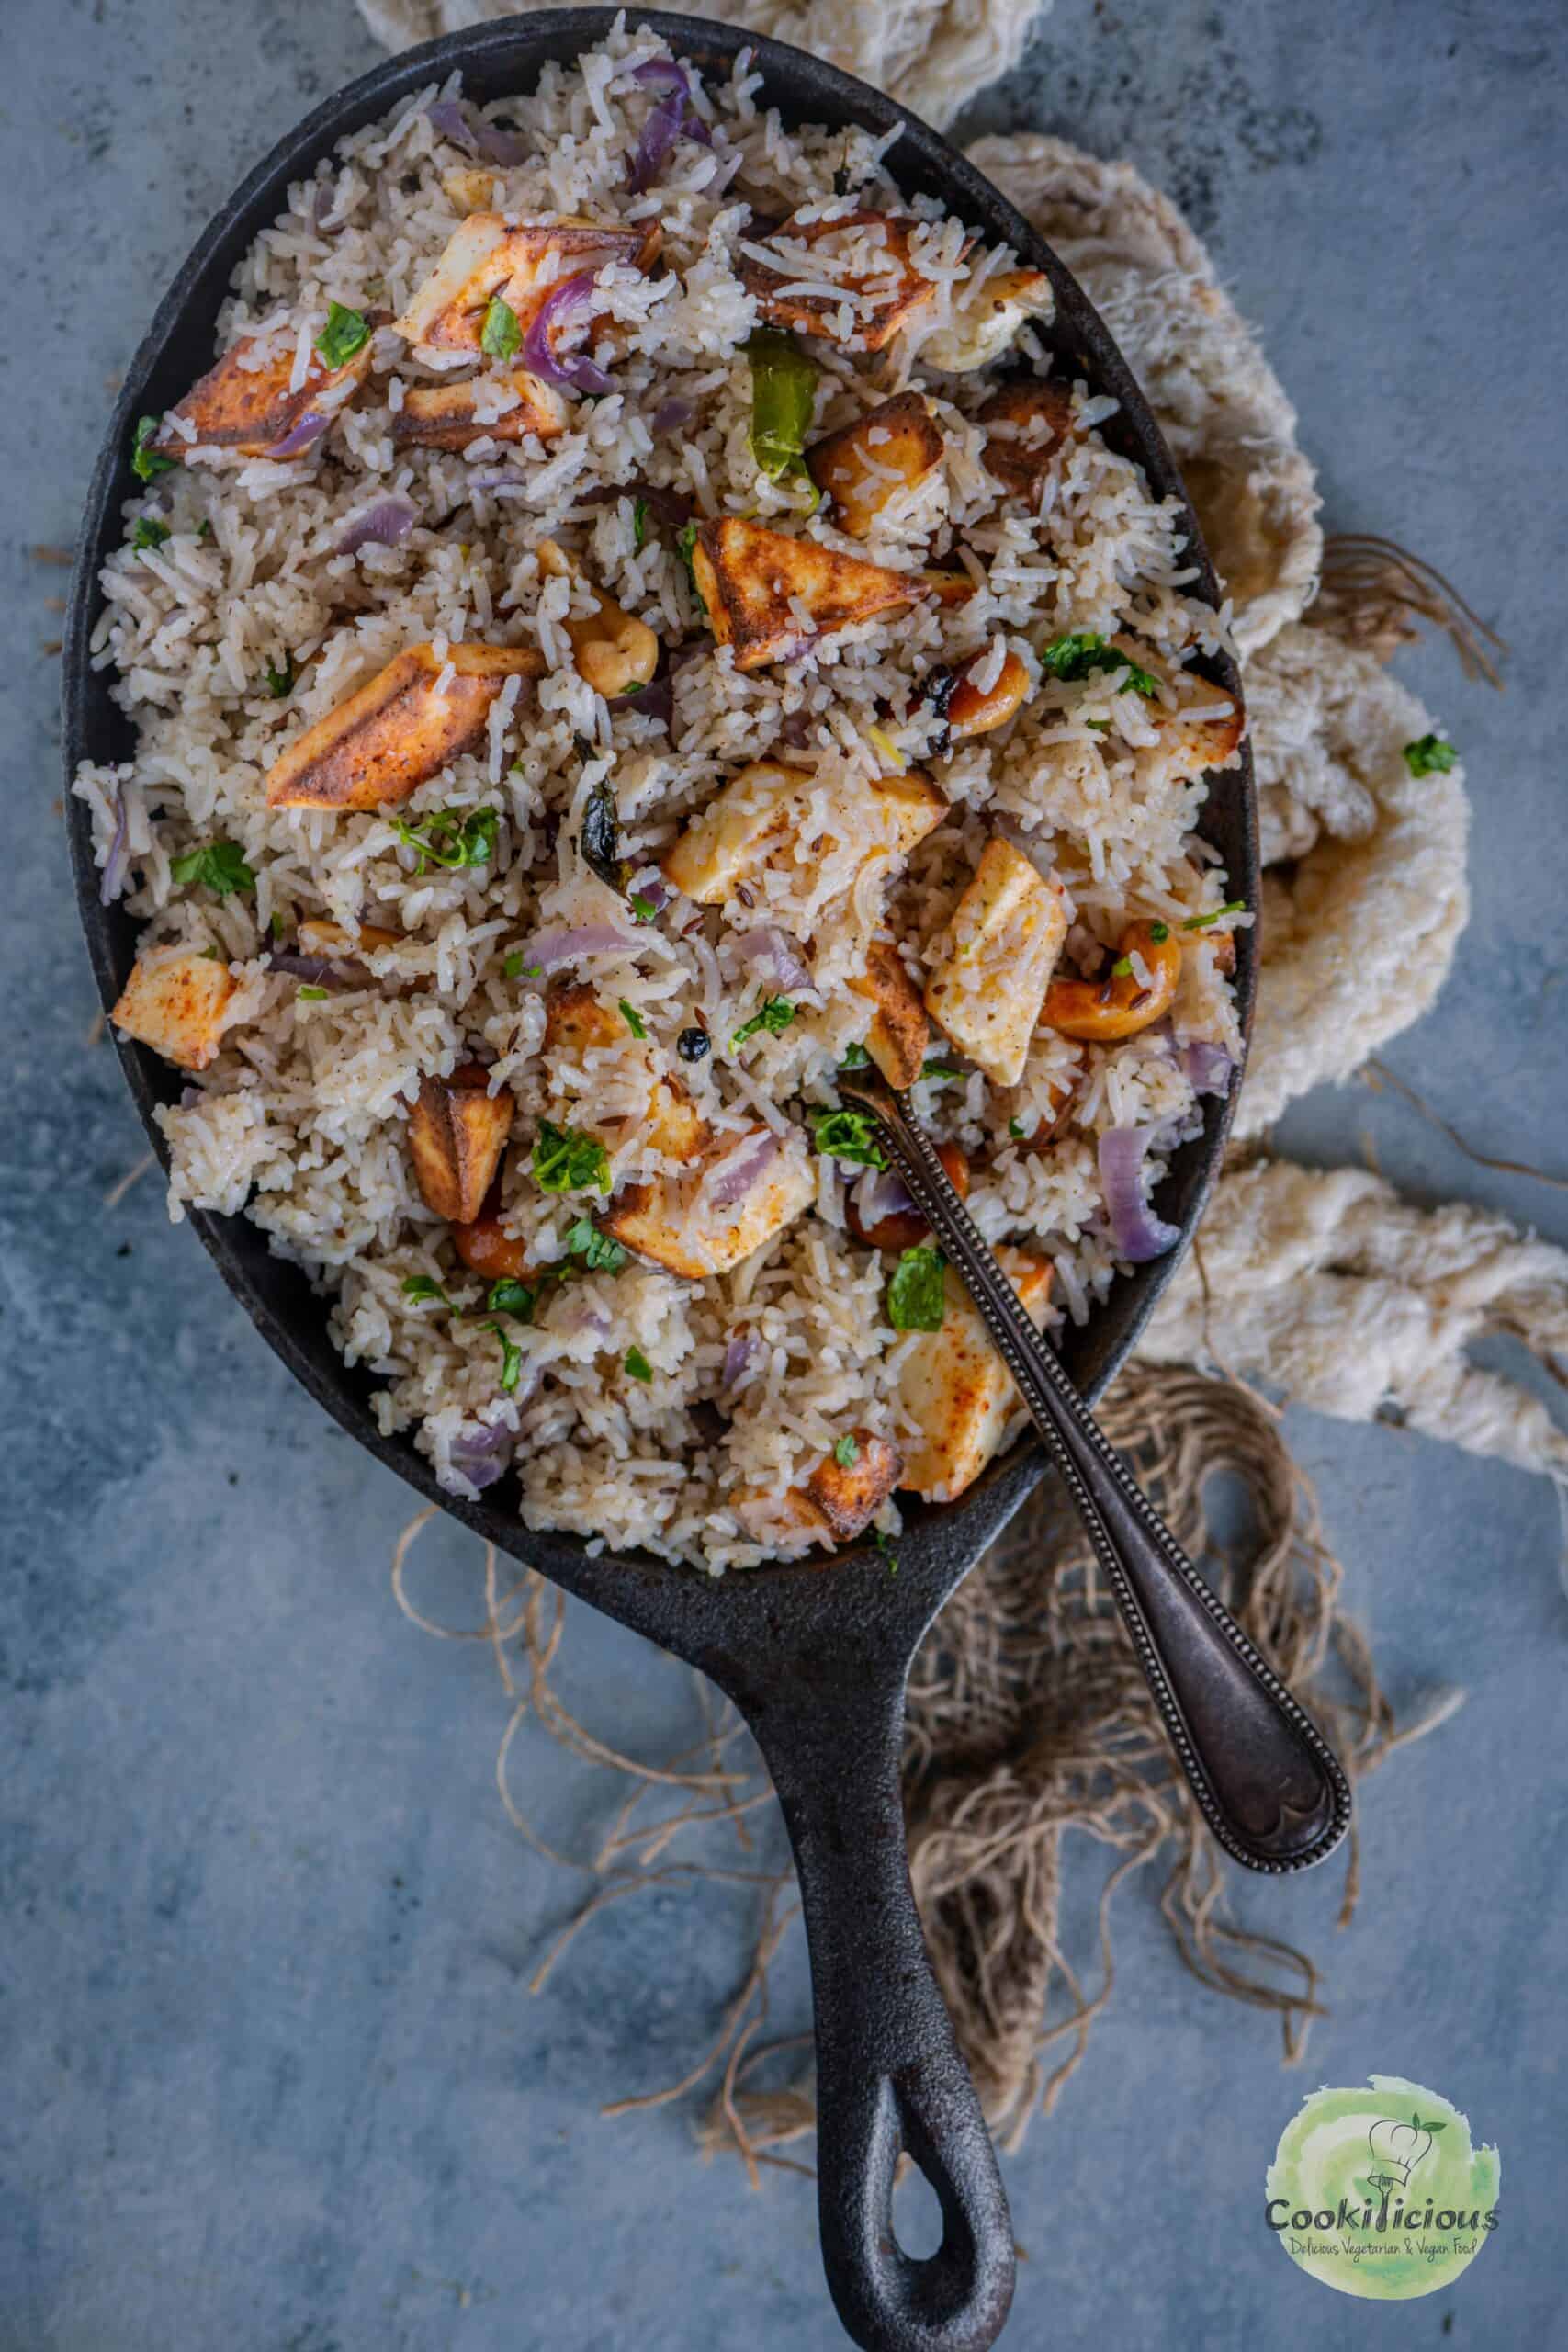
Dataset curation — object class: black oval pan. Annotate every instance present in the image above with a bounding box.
[64,15,1258,2347]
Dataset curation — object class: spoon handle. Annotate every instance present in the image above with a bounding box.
[844,1076,1351,1874]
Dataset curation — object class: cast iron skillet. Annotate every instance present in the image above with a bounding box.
[65,15,1258,2348]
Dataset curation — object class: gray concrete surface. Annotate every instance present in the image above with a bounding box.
[4,0,1566,2345]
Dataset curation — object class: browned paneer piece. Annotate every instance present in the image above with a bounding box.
[395,214,660,352]
[407,1062,514,1223]
[265,642,543,812]
[543,982,708,1161]
[690,517,927,671]
[919,267,1053,372]
[844,1140,969,1254]
[849,940,929,1091]
[897,1247,1055,1501]
[152,323,379,461]
[801,1432,904,1541]
[806,392,943,536]
[924,838,1069,1088]
[739,209,969,352]
[978,379,1077,504]
[601,1129,816,1279]
[391,369,566,450]
[660,761,946,908]
[535,539,660,699]
[111,948,241,1072]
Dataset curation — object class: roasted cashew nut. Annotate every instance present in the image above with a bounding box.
[1043,919,1181,1041]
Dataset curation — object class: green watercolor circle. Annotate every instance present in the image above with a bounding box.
[1264,2075,1500,2301]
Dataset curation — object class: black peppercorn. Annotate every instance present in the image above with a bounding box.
[676,1026,711,1063]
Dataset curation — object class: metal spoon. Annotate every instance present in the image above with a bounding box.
[840,1069,1352,1874]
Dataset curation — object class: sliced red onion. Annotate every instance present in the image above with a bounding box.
[449,1420,515,1490]
[1099,1127,1182,1265]
[626,62,712,197]
[729,924,809,990]
[852,1166,915,1228]
[722,1332,756,1387]
[626,869,670,910]
[99,787,130,906]
[334,495,416,556]
[1181,1039,1235,1097]
[465,471,533,498]
[523,923,639,968]
[311,179,341,232]
[263,411,330,459]
[708,1129,779,1206]
[426,97,479,153]
[617,673,672,727]
[521,275,613,397]
[651,396,694,434]
[266,946,367,990]
[470,117,529,166]
[776,709,814,750]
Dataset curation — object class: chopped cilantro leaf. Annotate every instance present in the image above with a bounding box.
[1008,1118,1025,1139]
[131,416,176,482]
[1149,921,1170,944]
[1111,956,1133,978]
[1182,899,1247,933]
[265,652,296,698]
[480,295,523,362]
[296,985,329,1001]
[532,1119,609,1195]
[1041,631,1158,695]
[886,1245,947,1333]
[502,951,525,979]
[392,806,499,874]
[1404,732,1457,776]
[314,302,371,369]
[632,495,649,552]
[811,1106,887,1170]
[131,515,170,553]
[731,996,795,1049]
[481,1320,525,1392]
[487,1278,536,1319]
[832,1434,860,1469]
[170,839,255,898]
[402,1274,451,1308]
[919,1060,960,1083]
[618,998,648,1040]
[875,1528,899,1576]
[624,1345,653,1384]
[629,893,658,922]
[838,1042,871,1069]
[564,1217,628,1274]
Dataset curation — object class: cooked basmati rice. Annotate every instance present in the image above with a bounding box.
[77,23,1243,1572]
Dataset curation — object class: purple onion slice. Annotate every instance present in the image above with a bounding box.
[263,411,331,460]
[1181,1039,1235,1098]
[333,495,416,556]
[99,787,131,906]
[1098,1127,1182,1264]
[520,275,613,397]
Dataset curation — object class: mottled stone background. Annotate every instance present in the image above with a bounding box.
[5,1,1565,2344]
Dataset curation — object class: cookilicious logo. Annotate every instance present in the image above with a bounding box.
[1265,2075,1500,2300]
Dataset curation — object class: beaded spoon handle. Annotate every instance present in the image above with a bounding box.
[840,1069,1352,1873]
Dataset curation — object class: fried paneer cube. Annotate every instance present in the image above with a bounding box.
[601,1129,816,1279]
[849,941,930,1091]
[408,1062,513,1223]
[391,369,566,449]
[394,214,660,352]
[1124,641,1247,779]
[152,324,378,461]
[979,379,1077,506]
[543,983,707,1160]
[690,517,926,670]
[739,209,964,352]
[807,392,943,537]
[110,948,242,1072]
[919,267,1054,372]
[896,1248,1055,1501]
[265,641,543,812]
[923,838,1068,1088]
[660,761,946,908]
[743,1431,904,1550]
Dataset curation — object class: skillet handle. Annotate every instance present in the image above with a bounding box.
[757,1678,1016,2352]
